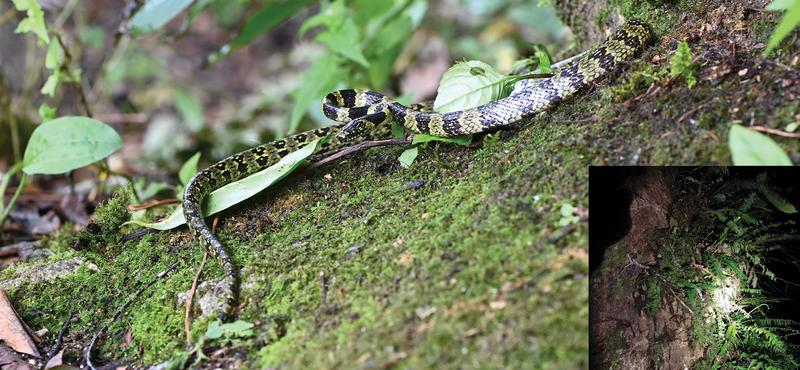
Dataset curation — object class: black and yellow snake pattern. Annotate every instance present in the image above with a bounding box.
[183,20,652,321]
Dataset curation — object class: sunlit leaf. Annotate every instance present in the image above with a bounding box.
[126,138,322,230]
[44,41,63,69]
[23,116,122,175]
[179,152,201,186]
[129,0,194,36]
[433,60,511,113]
[728,125,792,165]
[12,0,49,44]
[398,147,418,168]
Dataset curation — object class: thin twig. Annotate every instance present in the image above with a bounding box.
[43,311,73,365]
[309,138,412,169]
[55,34,92,117]
[185,251,208,345]
[127,198,181,211]
[85,263,177,370]
[676,100,713,124]
[748,125,800,138]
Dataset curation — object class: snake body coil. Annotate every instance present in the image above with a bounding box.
[184,20,652,320]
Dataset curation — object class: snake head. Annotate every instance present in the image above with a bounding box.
[337,106,391,142]
[337,117,374,142]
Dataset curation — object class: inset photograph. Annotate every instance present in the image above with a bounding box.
[590,167,800,369]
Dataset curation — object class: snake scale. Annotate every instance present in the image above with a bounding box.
[183,20,652,321]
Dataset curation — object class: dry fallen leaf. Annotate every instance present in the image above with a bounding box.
[0,289,40,358]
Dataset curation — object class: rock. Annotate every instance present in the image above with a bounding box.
[0,257,99,291]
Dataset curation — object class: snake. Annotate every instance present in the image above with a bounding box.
[183,19,652,321]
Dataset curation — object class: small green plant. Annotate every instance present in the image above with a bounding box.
[669,41,696,88]
[0,117,122,230]
[764,0,800,56]
[557,202,580,226]
[164,320,255,370]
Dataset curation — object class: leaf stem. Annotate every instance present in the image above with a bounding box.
[0,169,28,233]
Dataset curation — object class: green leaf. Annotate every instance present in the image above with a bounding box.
[398,147,418,168]
[766,0,798,11]
[289,54,347,133]
[760,188,798,214]
[391,122,405,138]
[129,0,195,36]
[300,0,345,36]
[22,116,122,175]
[12,0,49,44]
[669,41,697,88]
[206,0,312,65]
[44,41,63,69]
[179,152,201,186]
[221,320,254,337]
[412,133,472,146]
[764,0,800,56]
[433,60,511,113]
[558,203,579,226]
[204,320,224,339]
[316,18,370,67]
[533,44,552,73]
[785,122,798,132]
[728,125,792,165]
[38,104,56,122]
[40,72,60,97]
[173,88,204,132]
[126,138,323,230]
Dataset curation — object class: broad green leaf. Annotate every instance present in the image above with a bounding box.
[204,321,224,339]
[316,18,369,67]
[728,125,792,165]
[126,138,322,230]
[433,60,511,113]
[23,116,122,175]
[764,0,800,56]
[173,88,204,132]
[206,0,312,65]
[766,0,798,11]
[221,320,254,337]
[412,133,472,146]
[129,0,195,36]
[44,41,63,69]
[12,0,49,44]
[179,152,201,186]
[289,54,347,133]
[398,147,418,168]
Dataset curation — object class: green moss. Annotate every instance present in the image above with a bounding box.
[646,279,662,314]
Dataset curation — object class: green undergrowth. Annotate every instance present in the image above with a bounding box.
[3,1,799,367]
